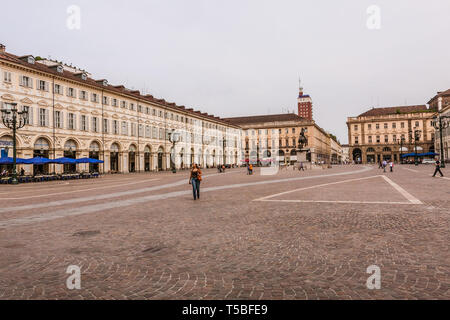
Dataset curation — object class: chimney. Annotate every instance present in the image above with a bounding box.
[0,44,5,53]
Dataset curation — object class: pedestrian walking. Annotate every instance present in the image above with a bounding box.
[389,160,394,172]
[299,162,305,171]
[382,160,387,173]
[432,159,444,177]
[189,163,202,200]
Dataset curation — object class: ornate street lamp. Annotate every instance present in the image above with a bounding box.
[432,114,450,168]
[222,137,226,167]
[397,136,406,164]
[1,102,28,184]
[409,128,421,166]
[169,129,180,173]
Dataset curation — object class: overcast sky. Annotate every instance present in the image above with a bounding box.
[1,0,449,143]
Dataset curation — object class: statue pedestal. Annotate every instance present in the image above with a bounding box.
[296,148,311,168]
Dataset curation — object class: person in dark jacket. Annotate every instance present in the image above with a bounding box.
[432,159,444,177]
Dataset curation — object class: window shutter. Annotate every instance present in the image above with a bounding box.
[60,111,64,129]
[73,114,77,130]
[45,109,49,127]
[79,115,82,130]
[19,76,24,86]
[45,82,49,92]
[29,107,34,126]
[67,112,70,129]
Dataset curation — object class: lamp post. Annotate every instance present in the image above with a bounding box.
[169,129,180,173]
[409,128,421,166]
[1,102,28,185]
[222,136,226,167]
[432,114,450,168]
[397,136,406,164]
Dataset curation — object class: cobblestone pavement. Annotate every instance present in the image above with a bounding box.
[0,165,449,300]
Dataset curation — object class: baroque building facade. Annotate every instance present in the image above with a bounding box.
[347,105,436,164]
[429,89,450,163]
[224,113,337,165]
[0,44,241,174]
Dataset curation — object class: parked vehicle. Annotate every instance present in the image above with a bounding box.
[422,159,436,164]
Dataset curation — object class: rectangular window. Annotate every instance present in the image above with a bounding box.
[368,124,372,130]
[103,119,108,133]
[415,121,419,127]
[384,135,388,143]
[3,71,11,83]
[20,75,33,88]
[159,128,164,139]
[68,113,75,130]
[401,122,405,128]
[121,121,127,135]
[145,125,150,138]
[384,123,388,129]
[152,109,156,116]
[393,135,397,142]
[103,96,109,105]
[54,84,63,95]
[91,93,98,103]
[92,117,98,132]
[22,106,31,125]
[392,123,396,129]
[354,125,358,131]
[121,101,127,108]
[113,120,119,134]
[112,99,118,107]
[368,136,373,143]
[54,111,61,128]
[38,80,48,91]
[81,115,87,131]
[130,103,135,111]
[79,90,88,100]
[376,136,380,143]
[152,127,157,139]
[66,87,76,97]
[39,108,47,126]
[354,136,359,144]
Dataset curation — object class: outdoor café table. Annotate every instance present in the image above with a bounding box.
[33,175,44,182]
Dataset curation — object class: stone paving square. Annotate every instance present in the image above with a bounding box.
[0,165,449,300]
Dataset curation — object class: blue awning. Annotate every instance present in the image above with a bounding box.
[0,157,31,164]
[75,158,104,164]
[401,152,439,158]
[53,157,78,164]
[25,157,55,165]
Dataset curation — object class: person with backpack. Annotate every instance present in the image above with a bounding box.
[189,163,202,200]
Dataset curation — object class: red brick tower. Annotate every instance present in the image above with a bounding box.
[297,83,313,120]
